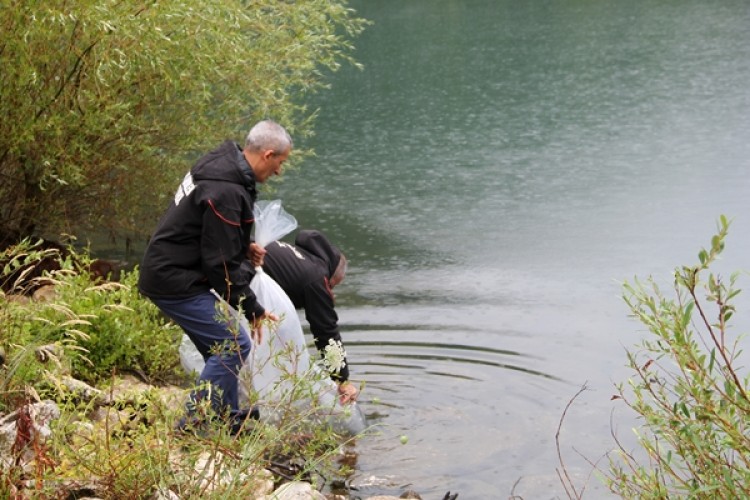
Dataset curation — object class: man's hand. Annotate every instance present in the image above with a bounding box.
[247,242,266,267]
[338,381,359,405]
[252,310,279,344]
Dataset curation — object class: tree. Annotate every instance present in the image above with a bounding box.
[0,0,366,248]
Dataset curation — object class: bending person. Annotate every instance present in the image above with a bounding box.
[251,229,358,404]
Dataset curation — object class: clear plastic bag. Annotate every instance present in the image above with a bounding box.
[245,198,308,398]
[247,200,366,434]
[252,199,298,248]
[247,270,366,435]
[179,334,204,378]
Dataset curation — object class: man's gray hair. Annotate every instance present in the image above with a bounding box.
[245,120,293,154]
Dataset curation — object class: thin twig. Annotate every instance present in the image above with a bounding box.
[556,382,589,499]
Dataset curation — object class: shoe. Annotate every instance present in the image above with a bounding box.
[174,414,206,435]
[229,406,260,436]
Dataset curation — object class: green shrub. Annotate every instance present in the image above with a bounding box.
[0,0,367,242]
[607,215,750,497]
[49,265,184,384]
[1,241,359,498]
[1,242,183,404]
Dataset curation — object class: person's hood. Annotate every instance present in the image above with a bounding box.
[295,229,341,278]
[191,140,256,190]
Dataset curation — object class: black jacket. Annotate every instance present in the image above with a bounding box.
[138,140,265,320]
[261,230,350,381]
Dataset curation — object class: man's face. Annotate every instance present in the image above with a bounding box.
[329,274,344,288]
[330,258,346,288]
[255,148,289,183]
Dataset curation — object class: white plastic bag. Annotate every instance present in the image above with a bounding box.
[179,334,204,378]
[245,198,307,397]
[246,267,310,397]
[247,270,366,435]
[246,200,366,435]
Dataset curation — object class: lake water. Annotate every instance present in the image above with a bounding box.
[267,0,750,498]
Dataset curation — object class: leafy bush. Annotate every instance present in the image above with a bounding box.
[0,0,367,244]
[49,265,184,384]
[1,242,183,404]
[0,241,360,498]
[607,216,750,497]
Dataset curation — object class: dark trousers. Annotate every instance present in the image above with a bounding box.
[151,291,252,416]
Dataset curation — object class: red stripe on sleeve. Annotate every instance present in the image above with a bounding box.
[207,200,241,227]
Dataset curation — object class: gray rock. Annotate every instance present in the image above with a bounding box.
[265,481,326,499]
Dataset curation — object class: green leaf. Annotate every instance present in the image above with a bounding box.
[681,301,694,329]
[680,402,690,418]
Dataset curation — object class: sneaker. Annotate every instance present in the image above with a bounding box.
[174,414,206,435]
[229,406,260,436]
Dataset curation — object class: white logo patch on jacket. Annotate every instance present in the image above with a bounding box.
[174,172,196,206]
[276,241,305,260]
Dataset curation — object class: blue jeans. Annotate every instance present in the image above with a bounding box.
[151,291,252,416]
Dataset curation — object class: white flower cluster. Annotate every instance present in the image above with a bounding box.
[323,339,347,374]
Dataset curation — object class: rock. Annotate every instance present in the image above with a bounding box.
[3,294,30,305]
[187,451,274,495]
[264,481,326,499]
[400,491,423,499]
[104,374,188,409]
[45,374,105,404]
[152,488,181,500]
[88,259,121,282]
[35,343,64,364]
[88,406,134,433]
[0,238,121,296]
[32,284,57,302]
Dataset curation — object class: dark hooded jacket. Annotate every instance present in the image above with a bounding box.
[138,140,265,321]
[261,230,350,381]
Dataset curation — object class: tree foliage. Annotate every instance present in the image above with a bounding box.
[607,216,750,498]
[0,0,366,247]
